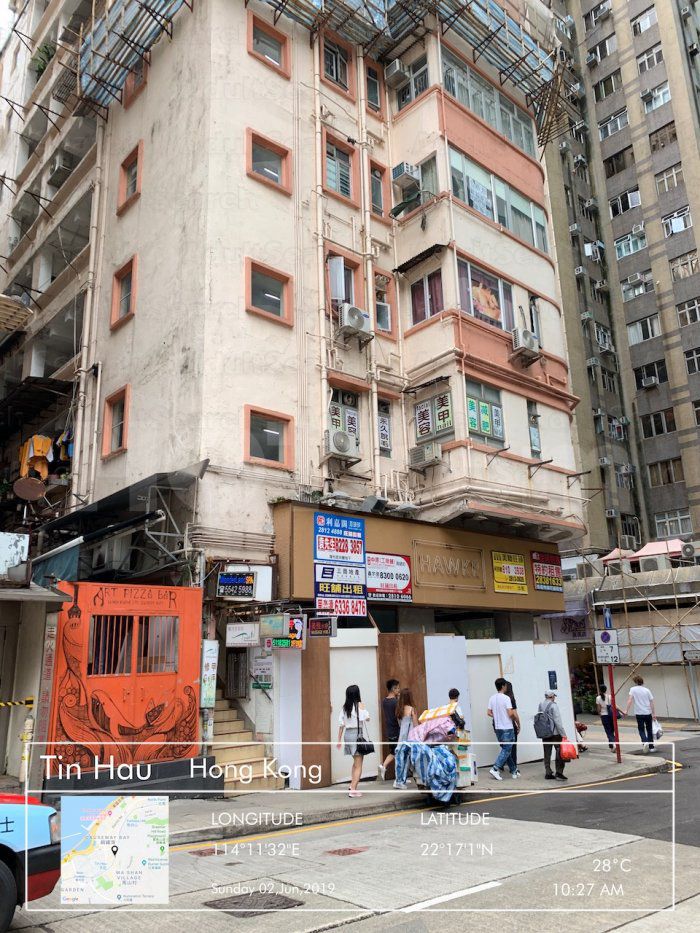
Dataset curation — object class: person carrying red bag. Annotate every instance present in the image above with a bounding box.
[536,689,570,782]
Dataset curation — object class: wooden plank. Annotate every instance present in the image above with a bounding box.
[376,633,427,777]
[301,634,331,787]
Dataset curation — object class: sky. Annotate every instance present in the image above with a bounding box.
[0,1,14,48]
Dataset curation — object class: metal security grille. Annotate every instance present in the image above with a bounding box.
[226,648,247,699]
[137,615,179,674]
[87,615,133,675]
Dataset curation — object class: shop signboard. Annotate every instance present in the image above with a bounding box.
[492,551,528,594]
[314,512,365,564]
[366,552,412,602]
[260,613,286,640]
[532,551,563,593]
[252,654,273,688]
[217,571,256,600]
[225,622,260,647]
[308,615,338,637]
[200,639,219,708]
[266,613,307,650]
[314,562,367,616]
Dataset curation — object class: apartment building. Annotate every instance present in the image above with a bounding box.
[0,0,587,785]
[553,0,700,552]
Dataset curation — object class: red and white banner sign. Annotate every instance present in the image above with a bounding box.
[315,597,368,617]
[366,553,412,602]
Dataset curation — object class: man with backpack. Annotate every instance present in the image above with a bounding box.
[535,689,568,781]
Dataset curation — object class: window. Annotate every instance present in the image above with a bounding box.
[584,1,611,30]
[88,616,133,675]
[411,270,443,324]
[374,274,392,333]
[441,50,535,156]
[670,250,698,281]
[643,81,670,113]
[622,269,653,301]
[615,465,634,489]
[329,389,360,442]
[686,347,700,374]
[640,408,676,438]
[326,252,359,310]
[656,163,683,194]
[366,65,381,111]
[609,187,640,217]
[527,400,541,457]
[449,146,547,250]
[247,130,291,195]
[111,257,136,329]
[632,6,657,35]
[579,196,596,223]
[594,69,622,102]
[655,508,692,538]
[397,55,428,110]
[136,616,179,674]
[599,108,629,141]
[123,57,148,106]
[529,295,542,344]
[326,140,352,199]
[602,368,618,393]
[649,458,684,486]
[634,359,668,388]
[637,43,663,73]
[249,16,290,78]
[418,156,438,198]
[649,122,677,152]
[117,143,142,214]
[591,33,618,62]
[678,298,700,327]
[457,259,514,330]
[615,230,647,259]
[604,146,635,178]
[370,165,384,216]
[247,407,293,467]
[102,386,129,457]
[663,206,692,237]
[253,23,283,67]
[414,391,454,443]
[324,39,349,90]
[465,380,504,446]
[378,399,392,456]
[595,322,614,351]
[627,313,660,344]
[247,259,292,325]
[608,415,626,441]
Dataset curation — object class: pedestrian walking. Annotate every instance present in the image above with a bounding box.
[536,689,568,781]
[378,678,400,780]
[595,685,616,750]
[624,675,656,752]
[487,677,518,781]
[448,687,465,725]
[393,688,419,789]
[498,681,520,773]
[337,685,372,797]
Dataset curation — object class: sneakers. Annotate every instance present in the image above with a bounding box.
[545,773,556,780]
[649,744,656,752]
[348,789,363,798]
[393,781,408,789]
[609,744,614,751]
[489,767,503,781]
[378,764,386,781]
[555,773,568,781]
[642,743,649,754]
[511,770,521,779]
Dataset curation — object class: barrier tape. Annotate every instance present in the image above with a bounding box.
[0,697,33,708]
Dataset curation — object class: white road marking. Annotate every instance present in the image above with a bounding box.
[402,880,502,912]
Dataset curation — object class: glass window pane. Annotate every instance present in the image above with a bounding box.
[250,413,285,461]
[253,25,282,66]
[252,268,284,316]
[252,143,281,183]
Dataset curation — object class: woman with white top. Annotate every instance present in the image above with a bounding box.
[624,675,656,752]
[337,684,371,798]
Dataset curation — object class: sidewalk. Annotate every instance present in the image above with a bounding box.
[169,745,670,847]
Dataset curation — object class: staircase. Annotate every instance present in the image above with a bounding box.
[213,691,285,795]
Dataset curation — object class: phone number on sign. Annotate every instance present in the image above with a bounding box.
[316,597,367,616]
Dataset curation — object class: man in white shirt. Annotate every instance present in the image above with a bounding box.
[487,677,518,780]
[624,675,656,752]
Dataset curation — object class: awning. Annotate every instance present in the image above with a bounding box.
[631,539,684,559]
[0,377,73,441]
[0,582,69,604]
[394,243,447,276]
[600,547,635,563]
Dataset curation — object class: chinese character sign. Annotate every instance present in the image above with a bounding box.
[314,512,365,564]
[532,551,563,593]
[492,551,528,594]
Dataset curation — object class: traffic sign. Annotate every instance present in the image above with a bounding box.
[595,629,618,646]
[603,606,613,629]
[596,643,620,664]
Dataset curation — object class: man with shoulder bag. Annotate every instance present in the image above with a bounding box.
[534,689,568,781]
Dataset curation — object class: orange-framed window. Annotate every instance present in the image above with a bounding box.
[374,269,396,336]
[326,245,363,314]
[110,256,137,329]
[248,12,290,78]
[370,161,391,218]
[246,129,292,196]
[245,258,293,327]
[117,141,142,215]
[321,33,355,100]
[323,131,359,206]
[123,58,148,107]
[102,385,130,459]
[366,62,382,113]
[244,405,294,470]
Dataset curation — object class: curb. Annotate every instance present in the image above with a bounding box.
[169,758,671,847]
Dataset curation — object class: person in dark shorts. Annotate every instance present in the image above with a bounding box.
[379,678,400,780]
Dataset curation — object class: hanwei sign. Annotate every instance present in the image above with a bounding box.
[314,512,365,564]
[532,551,563,593]
[366,552,412,602]
[217,571,256,600]
[314,562,367,617]
[492,551,528,594]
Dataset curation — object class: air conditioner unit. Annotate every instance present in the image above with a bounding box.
[573,154,588,167]
[594,279,609,291]
[385,58,409,88]
[599,456,611,466]
[340,303,371,337]
[511,327,540,359]
[586,52,598,67]
[597,7,611,22]
[392,161,420,190]
[569,222,581,234]
[641,375,658,388]
[594,408,605,416]
[584,198,598,211]
[581,310,593,322]
[605,508,619,518]
[627,271,643,283]
[681,6,692,18]
[587,356,601,367]
[640,89,654,102]
[632,223,645,235]
[575,265,585,276]
[681,541,697,560]
[568,82,584,100]
[325,429,360,459]
[559,140,571,153]
[574,120,589,134]
[48,150,73,187]
[640,556,671,572]
[577,559,604,579]
[409,441,442,471]
[689,42,700,56]
[620,534,637,550]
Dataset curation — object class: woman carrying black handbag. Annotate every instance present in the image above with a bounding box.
[337,684,373,798]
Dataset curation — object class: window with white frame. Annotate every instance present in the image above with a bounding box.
[656,163,683,194]
[599,108,629,141]
[594,69,622,102]
[584,1,611,30]
[374,275,391,332]
[527,400,541,457]
[366,65,381,110]
[670,250,698,281]
[449,146,548,250]
[457,259,514,330]
[414,391,454,443]
[627,313,660,344]
[649,458,684,486]
[643,82,670,113]
[378,399,392,455]
[602,368,618,393]
[465,380,505,447]
[634,359,668,388]
[615,230,647,259]
[622,270,654,301]
[324,40,348,89]
[662,206,692,237]
[410,270,443,324]
[591,33,618,62]
[685,347,700,374]
[632,6,657,36]
[329,389,360,440]
[655,508,692,538]
[615,464,634,489]
[397,55,428,110]
[608,415,626,440]
[609,187,641,217]
[678,298,700,327]
[695,400,700,426]
[595,322,614,350]
[637,43,663,73]
[641,408,676,438]
[326,142,352,198]
[370,166,383,215]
